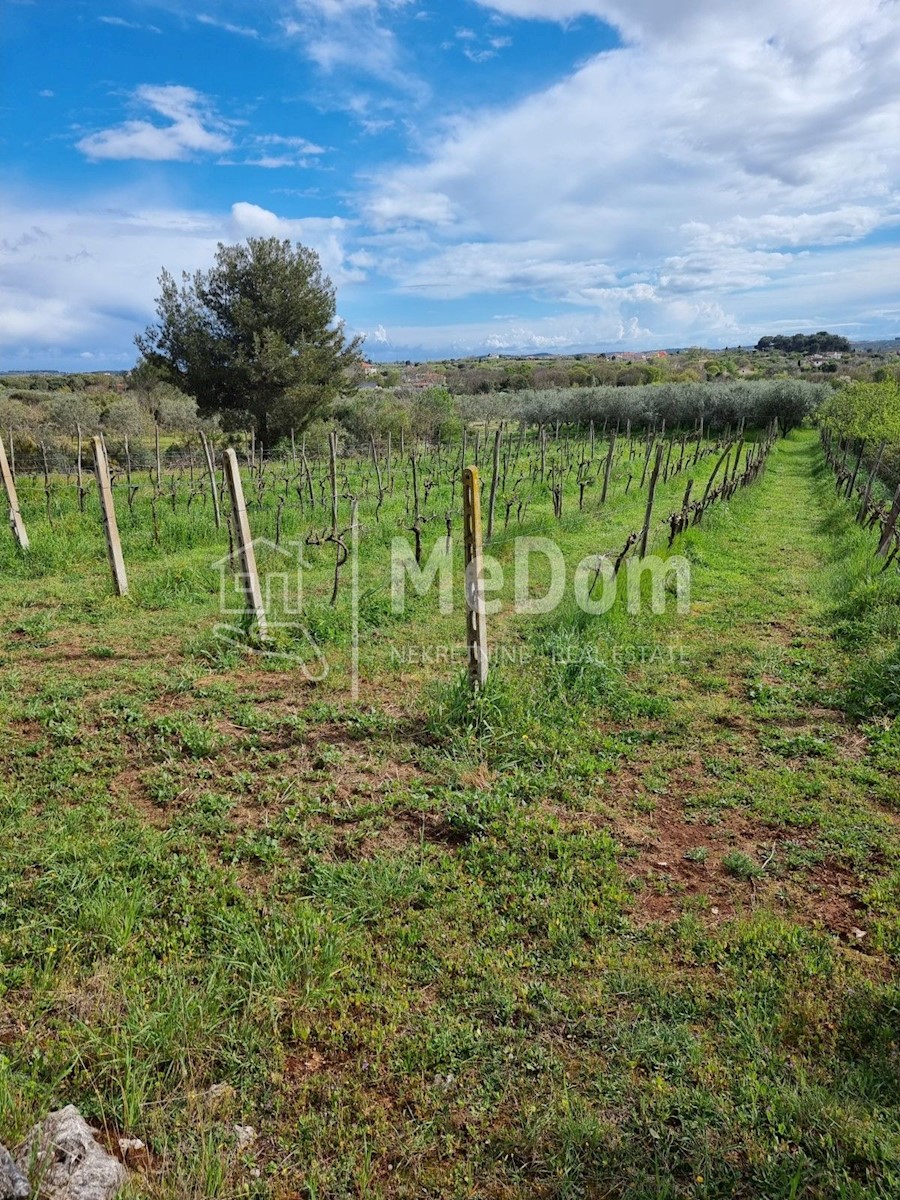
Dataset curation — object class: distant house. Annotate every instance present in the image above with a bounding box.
[401,368,445,390]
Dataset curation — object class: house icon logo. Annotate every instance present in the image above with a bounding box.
[210,538,329,680]
[212,537,308,618]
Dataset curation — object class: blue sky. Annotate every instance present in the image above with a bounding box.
[2,0,900,369]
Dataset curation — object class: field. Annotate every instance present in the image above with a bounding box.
[1,424,900,1198]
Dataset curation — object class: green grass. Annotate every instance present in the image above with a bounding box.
[0,430,899,1197]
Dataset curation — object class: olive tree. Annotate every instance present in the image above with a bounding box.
[135,237,362,440]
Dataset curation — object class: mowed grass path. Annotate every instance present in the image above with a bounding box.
[1,430,899,1199]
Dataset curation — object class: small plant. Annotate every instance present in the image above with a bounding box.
[684,846,709,863]
[723,850,762,880]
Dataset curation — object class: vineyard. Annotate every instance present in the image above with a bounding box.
[0,412,778,688]
[1,400,899,1197]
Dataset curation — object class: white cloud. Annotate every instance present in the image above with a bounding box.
[220,133,327,169]
[76,85,233,161]
[76,87,329,170]
[196,13,259,38]
[368,186,458,227]
[98,15,161,33]
[230,202,365,283]
[359,0,900,345]
[358,240,900,358]
[281,0,426,103]
[0,196,366,366]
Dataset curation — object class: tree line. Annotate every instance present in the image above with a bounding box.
[756,332,851,354]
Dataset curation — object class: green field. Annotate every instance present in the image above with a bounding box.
[1,428,899,1198]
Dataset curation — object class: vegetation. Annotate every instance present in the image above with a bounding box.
[452,378,821,434]
[821,377,900,444]
[0,410,899,1195]
[820,377,900,489]
[135,238,361,441]
[756,331,852,354]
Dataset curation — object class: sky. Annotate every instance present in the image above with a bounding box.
[2,0,900,369]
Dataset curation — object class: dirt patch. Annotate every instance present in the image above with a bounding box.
[568,755,874,938]
[351,811,465,858]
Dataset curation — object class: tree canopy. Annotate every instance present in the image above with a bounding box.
[135,237,362,440]
[820,378,900,444]
[756,332,851,354]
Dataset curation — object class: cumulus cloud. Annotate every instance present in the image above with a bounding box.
[0,197,365,366]
[229,202,365,283]
[283,0,422,87]
[76,85,233,161]
[76,86,329,170]
[361,0,900,342]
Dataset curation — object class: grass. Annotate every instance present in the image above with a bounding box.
[0,429,899,1197]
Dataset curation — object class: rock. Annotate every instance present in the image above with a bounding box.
[15,1106,126,1200]
[192,1083,236,1115]
[0,1142,30,1199]
[232,1126,255,1151]
[116,1139,150,1173]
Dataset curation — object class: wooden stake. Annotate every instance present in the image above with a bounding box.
[92,436,128,595]
[845,440,865,500]
[858,441,886,523]
[486,425,501,541]
[200,432,222,529]
[223,448,267,635]
[462,465,489,690]
[876,484,900,558]
[0,433,29,550]
[601,433,617,504]
[639,444,663,558]
[329,430,339,537]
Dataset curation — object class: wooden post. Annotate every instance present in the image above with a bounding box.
[858,441,886,523]
[845,440,865,500]
[92,436,128,595]
[329,430,339,537]
[639,444,663,558]
[462,465,489,690]
[154,424,162,490]
[701,444,732,506]
[730,439,744,484]
[486,425,501,541]
[693,417,704,465]
[223,448,267,635]
[0,433,29,550]
[200,432,222,529]
[600,431,616,504]
[876,484,900,558]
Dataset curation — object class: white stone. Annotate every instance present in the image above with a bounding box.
[15,1106,126,1200]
